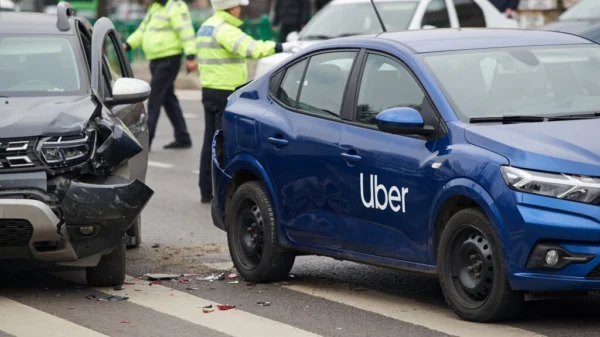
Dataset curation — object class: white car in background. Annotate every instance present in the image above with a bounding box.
[0,0,17,11]
[254,0,519,78]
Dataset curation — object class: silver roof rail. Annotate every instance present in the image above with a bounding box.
[56,2,75,31]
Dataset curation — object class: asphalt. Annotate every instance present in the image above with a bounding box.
[1,95,600,337]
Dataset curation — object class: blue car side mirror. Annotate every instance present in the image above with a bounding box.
[375,107,435,137]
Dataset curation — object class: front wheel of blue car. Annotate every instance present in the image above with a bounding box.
[437,208,524,322]
[226,181,295,283]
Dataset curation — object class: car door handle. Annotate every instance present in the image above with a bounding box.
[268,137,289,147]
[341,152,361,162]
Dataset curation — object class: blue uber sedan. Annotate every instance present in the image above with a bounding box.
[211,28,600,322]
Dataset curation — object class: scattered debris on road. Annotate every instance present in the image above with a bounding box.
[120,320,131,324]
[257,301,271,307]
[144,273,180,280]
[113,285,124,291]
[217,304,235,311]
[84,294,129,302]
[202,305,214,313]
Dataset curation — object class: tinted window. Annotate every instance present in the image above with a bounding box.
[275,59,307,108]
[356,54,425,126]
[453,0,486,27]
[0,35,85,97]
[422,0,451,28]
[297,51,356,118]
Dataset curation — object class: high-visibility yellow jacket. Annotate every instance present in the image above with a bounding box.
[126,0,196,61]
[196,10,280,91]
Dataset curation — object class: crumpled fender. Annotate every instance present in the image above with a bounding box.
[59,179,154,231]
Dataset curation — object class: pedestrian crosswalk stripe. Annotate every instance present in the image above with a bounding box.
[285,282,547,337]
[95,276,322,337]
[0,297,110,337]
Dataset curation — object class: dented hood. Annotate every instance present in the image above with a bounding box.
[0,96,96,138]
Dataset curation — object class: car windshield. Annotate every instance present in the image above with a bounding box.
[0,35,85,97]
[299,1,419,40]
[420,44,600,122]
[559,0,600,20]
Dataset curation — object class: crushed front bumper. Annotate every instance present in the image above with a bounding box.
[0,173,153,266]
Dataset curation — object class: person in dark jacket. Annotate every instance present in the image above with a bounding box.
[490,0,520,17]
[272,0,310,43]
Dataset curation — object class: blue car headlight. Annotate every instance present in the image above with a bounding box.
[500,166,600,204]
[37,131,95,166]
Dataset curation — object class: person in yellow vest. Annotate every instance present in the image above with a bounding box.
[196,0,299,203]
[123,0,197,150]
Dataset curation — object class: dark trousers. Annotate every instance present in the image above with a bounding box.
[278,22,302,43]
[147,54,191,147]
[199,88,233,199]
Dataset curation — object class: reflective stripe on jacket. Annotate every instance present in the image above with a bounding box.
[196,11,278,91]
[126,0,196,60]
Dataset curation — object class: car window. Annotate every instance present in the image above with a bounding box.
[421,45,600,122]
[297,51,357,119]
[356,54,425,126]
[453,0,486,27]
[422,0,451,28]
[299,1,419,40]
[275,59,307,108]
[0,35,85,97]
[103,36,125,89]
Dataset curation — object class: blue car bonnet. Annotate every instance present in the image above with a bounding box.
[464,119,600,176]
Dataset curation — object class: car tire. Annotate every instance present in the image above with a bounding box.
[437,207,524,322]
[226,181,295,283]
[86,240,126,287]
[126,216,141,249]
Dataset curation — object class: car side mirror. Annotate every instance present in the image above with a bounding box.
[286,31,299,42]
[375,107,435,136]
[422,25,437,29]
[107,78,151,106]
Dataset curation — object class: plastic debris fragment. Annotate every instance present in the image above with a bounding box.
[114,285,124,291]
[98,295,129,302]
[186,287,199,290]
[144,273,179,280]
[228,281,239,284]
[120,321,131,324]
[202,305,213,313]
[217,304,236,311]
[257,301,271,307]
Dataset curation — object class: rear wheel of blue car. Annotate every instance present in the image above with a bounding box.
[226,181,295,283]
[437,208,524,322]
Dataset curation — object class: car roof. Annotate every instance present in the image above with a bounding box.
[377,28,594,53]
[0,12,75,35]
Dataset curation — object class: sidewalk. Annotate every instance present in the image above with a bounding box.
[131,59,259,90]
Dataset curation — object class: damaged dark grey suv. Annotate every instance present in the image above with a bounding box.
[0,4,154,286]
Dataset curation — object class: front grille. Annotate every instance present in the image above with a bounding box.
[0,138,43,172]
[0,219,33,247]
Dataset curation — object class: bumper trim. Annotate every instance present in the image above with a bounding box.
[525,242,595,271]
[0,199,78,262]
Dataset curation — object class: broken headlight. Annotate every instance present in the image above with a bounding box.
[37,131,95,166]
[500,166,600,204]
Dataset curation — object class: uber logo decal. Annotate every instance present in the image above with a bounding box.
[360,173,408,213]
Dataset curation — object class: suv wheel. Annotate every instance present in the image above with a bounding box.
[126,216,141,249]
[437,208,524,322]
[86,240,126,287]
[226,181,295,283]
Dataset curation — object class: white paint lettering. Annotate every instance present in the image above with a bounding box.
[360,173,409,213]
[388,186,401,212]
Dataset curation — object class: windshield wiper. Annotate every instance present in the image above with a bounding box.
[469,116,546,124]
[302,34,335,40]
[547,112,600,120]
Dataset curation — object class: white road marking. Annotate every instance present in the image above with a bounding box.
[96,277,322,337]
[183,113,198,119]
[0,297,110,337]
[148,161,174,169]
[285,283,546,337]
